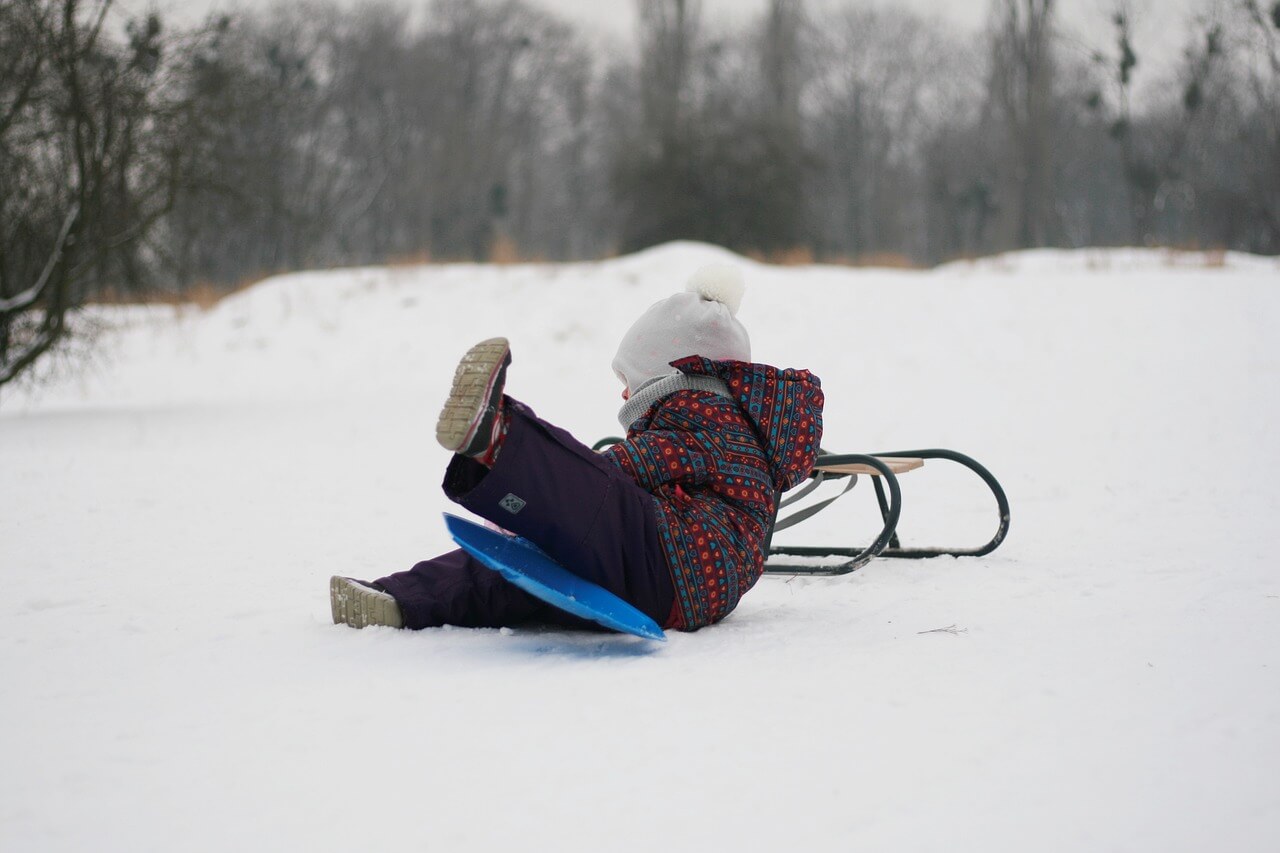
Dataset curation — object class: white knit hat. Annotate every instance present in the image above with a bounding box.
[612,265,751,393]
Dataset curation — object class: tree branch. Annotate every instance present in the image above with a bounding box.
[0,203,80,313]
[0,324,57,385]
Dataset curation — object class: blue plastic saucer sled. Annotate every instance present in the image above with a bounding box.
[445,514,666,641]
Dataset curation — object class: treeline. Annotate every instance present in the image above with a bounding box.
[2,0,1278,385]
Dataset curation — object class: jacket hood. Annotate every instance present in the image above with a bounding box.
[674,356,824,492]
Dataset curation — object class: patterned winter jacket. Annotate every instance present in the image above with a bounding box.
[604,356,824,630]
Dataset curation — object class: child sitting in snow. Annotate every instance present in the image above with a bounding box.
[330,265,824,632]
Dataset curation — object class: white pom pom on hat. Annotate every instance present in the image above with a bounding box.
[685,263,745,316]
[612,264,752,393]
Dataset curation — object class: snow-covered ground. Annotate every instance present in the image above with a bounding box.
[2,243,1278,851]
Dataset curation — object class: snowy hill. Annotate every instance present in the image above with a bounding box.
[2,243,1278,851]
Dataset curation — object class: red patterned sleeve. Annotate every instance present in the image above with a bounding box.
[602,404,713,494]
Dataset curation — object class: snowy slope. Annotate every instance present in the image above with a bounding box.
[2,243,1278,852]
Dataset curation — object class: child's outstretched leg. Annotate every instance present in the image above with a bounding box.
[332,337,675,632]
[332,554,573,630]
[438,340,674,624]
[371,548,583,629]
[441,436,674,628]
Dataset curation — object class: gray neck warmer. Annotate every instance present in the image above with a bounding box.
[617,371,732,429]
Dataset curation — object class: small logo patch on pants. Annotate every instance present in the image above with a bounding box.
[499,493,526,514]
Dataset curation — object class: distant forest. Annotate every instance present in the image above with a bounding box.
[1,0,1278,383]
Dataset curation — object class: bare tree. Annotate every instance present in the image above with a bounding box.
[1228,1,1280,250]
[0,0,191,389]
[808,4,969,260]
[161,4,356,286]
[751,0,810,252]
[1088,2,1230,245]
[987,0,1059,249]
[610,0,816,253]
[165,0,602,276]
[420,0,598,260]
[609,0,704,250]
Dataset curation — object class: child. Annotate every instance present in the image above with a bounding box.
[330,265,824,633]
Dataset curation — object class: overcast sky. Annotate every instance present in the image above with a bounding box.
[152,0,1202,68]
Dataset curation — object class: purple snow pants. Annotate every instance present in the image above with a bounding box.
[376,399,675,631]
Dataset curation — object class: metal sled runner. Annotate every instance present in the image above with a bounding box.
[763,448,1010,575]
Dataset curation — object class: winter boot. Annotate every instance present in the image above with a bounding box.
[435,337,511,459]
[330,576,404,629]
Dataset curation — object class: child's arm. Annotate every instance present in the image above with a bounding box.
[601,424,713,494]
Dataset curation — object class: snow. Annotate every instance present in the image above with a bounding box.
[2,243,1279,851]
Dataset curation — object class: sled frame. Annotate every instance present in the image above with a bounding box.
[763,448,1010,576]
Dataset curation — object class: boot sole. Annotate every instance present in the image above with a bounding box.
[330,576,404,629]
[436,337,511,453]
